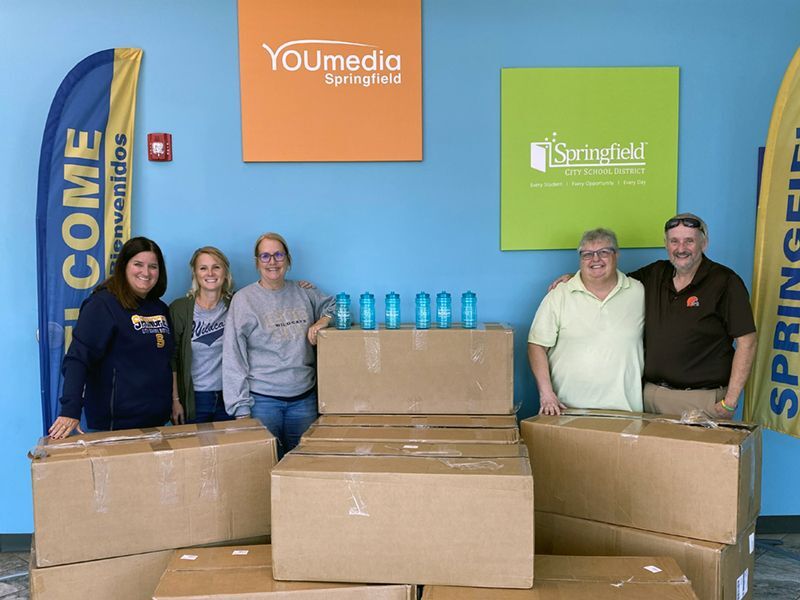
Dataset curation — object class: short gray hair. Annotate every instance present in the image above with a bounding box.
[578,228,619,252]
[664,212,708,241]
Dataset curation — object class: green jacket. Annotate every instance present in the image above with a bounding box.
[169,294,230,421]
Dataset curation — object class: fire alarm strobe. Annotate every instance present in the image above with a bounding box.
[147,133,172,161]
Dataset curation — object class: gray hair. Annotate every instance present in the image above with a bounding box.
[578,228,619,252]
[664,212,708,241]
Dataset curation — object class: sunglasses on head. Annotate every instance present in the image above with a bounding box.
[664,217,706,235]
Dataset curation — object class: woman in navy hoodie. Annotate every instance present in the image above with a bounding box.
[48,237,174,439]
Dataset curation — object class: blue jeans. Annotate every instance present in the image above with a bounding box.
[191,390,233,424]
[250,389,318,459]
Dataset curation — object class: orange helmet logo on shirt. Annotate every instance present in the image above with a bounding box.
[686,296,700,307]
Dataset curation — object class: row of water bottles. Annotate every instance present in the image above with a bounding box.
[334,291,477,330]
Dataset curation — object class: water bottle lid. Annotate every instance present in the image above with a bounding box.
[416,291,429,299]
[437,291,450,298]
[337,292,349,300]
[360,292,373,299]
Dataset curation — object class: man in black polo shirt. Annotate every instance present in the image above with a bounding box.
[630,213,757,418]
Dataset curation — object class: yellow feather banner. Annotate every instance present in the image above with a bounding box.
[745,47,800,437]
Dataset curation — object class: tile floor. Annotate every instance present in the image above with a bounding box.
[0,536,798,599]
[0,551,28,600]
[753,533,800,600]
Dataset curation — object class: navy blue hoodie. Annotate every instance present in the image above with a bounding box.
[59,288,174,430]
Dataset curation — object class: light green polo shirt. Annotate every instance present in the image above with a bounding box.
[528,269,644,412]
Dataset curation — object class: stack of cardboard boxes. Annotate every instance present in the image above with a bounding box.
[28,419,277,599]
[269,323,536,589]
[28,322,738,599]
[521,410,762,600]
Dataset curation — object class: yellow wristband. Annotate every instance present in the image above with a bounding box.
[720,398,736,412]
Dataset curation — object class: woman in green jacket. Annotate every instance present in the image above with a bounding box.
[170,246,234,424]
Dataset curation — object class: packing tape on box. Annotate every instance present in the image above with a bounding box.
[346,475,369,517]
[620,420,644,438]
[364,333,381,374]
[156,448,180,505]
[437,458,503,471]
[676,409,721,429]
[199,444,220,499]
[612,421,640,525]
[90,454,111,513]
[745,433,758,516]
[467,328,487,413]
[352,398,374,411]
[560,408,755,433]
[405,394,424,412]
[29,423,266,459]
[468,326,487,364]
[354,444,374,455]
[412,328,429,351]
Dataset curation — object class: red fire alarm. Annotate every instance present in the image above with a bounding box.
[147,133,172,161]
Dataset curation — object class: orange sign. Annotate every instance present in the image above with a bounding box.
[238,0,422,162]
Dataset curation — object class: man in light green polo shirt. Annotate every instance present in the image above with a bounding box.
[528,228,645,415]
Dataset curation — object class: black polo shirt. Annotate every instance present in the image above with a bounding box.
[629,255,756,389]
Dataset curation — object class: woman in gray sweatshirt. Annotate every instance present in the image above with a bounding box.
[223,232,334,457]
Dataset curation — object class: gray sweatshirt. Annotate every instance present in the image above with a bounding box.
[222,280,334,417]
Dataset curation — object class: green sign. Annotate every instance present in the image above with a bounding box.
[501,67,679,250]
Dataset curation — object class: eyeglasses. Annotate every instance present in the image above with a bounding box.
[579,247,616,261]
[258,251,286,264]
[664,217,706,235]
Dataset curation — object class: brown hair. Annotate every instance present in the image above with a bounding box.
[187,246,234,299]
[99,237,167,310]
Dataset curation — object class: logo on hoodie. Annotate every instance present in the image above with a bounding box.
[131,314,170,334]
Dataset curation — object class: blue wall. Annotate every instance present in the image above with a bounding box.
[2,1,798,532]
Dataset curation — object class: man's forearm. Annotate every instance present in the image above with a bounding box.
[723,332,757,407]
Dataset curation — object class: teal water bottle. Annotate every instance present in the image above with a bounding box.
[461,290,477,329]
[360,292,375,330]
[335,292,351,330]
[436,291,451,328]
[415,292,431,329]
[385,291,401,329]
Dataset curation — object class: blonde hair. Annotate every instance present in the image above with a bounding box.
[253,232,292,268]
[187,246,233,299]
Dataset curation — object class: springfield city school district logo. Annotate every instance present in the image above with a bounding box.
[530,133,647,175]
[261,39,402,88]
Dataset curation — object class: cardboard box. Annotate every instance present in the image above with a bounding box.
[271,442,534,588]
[422,555,698,599]
[316,414,519,428]
[535,511,756,600]
[153,545,416,599]
[521,410,761,543]
[30,546,172,600]
[31,419,277,567]
[28,536,269,600]
[302,423,519,444]
[317,323,514,414]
